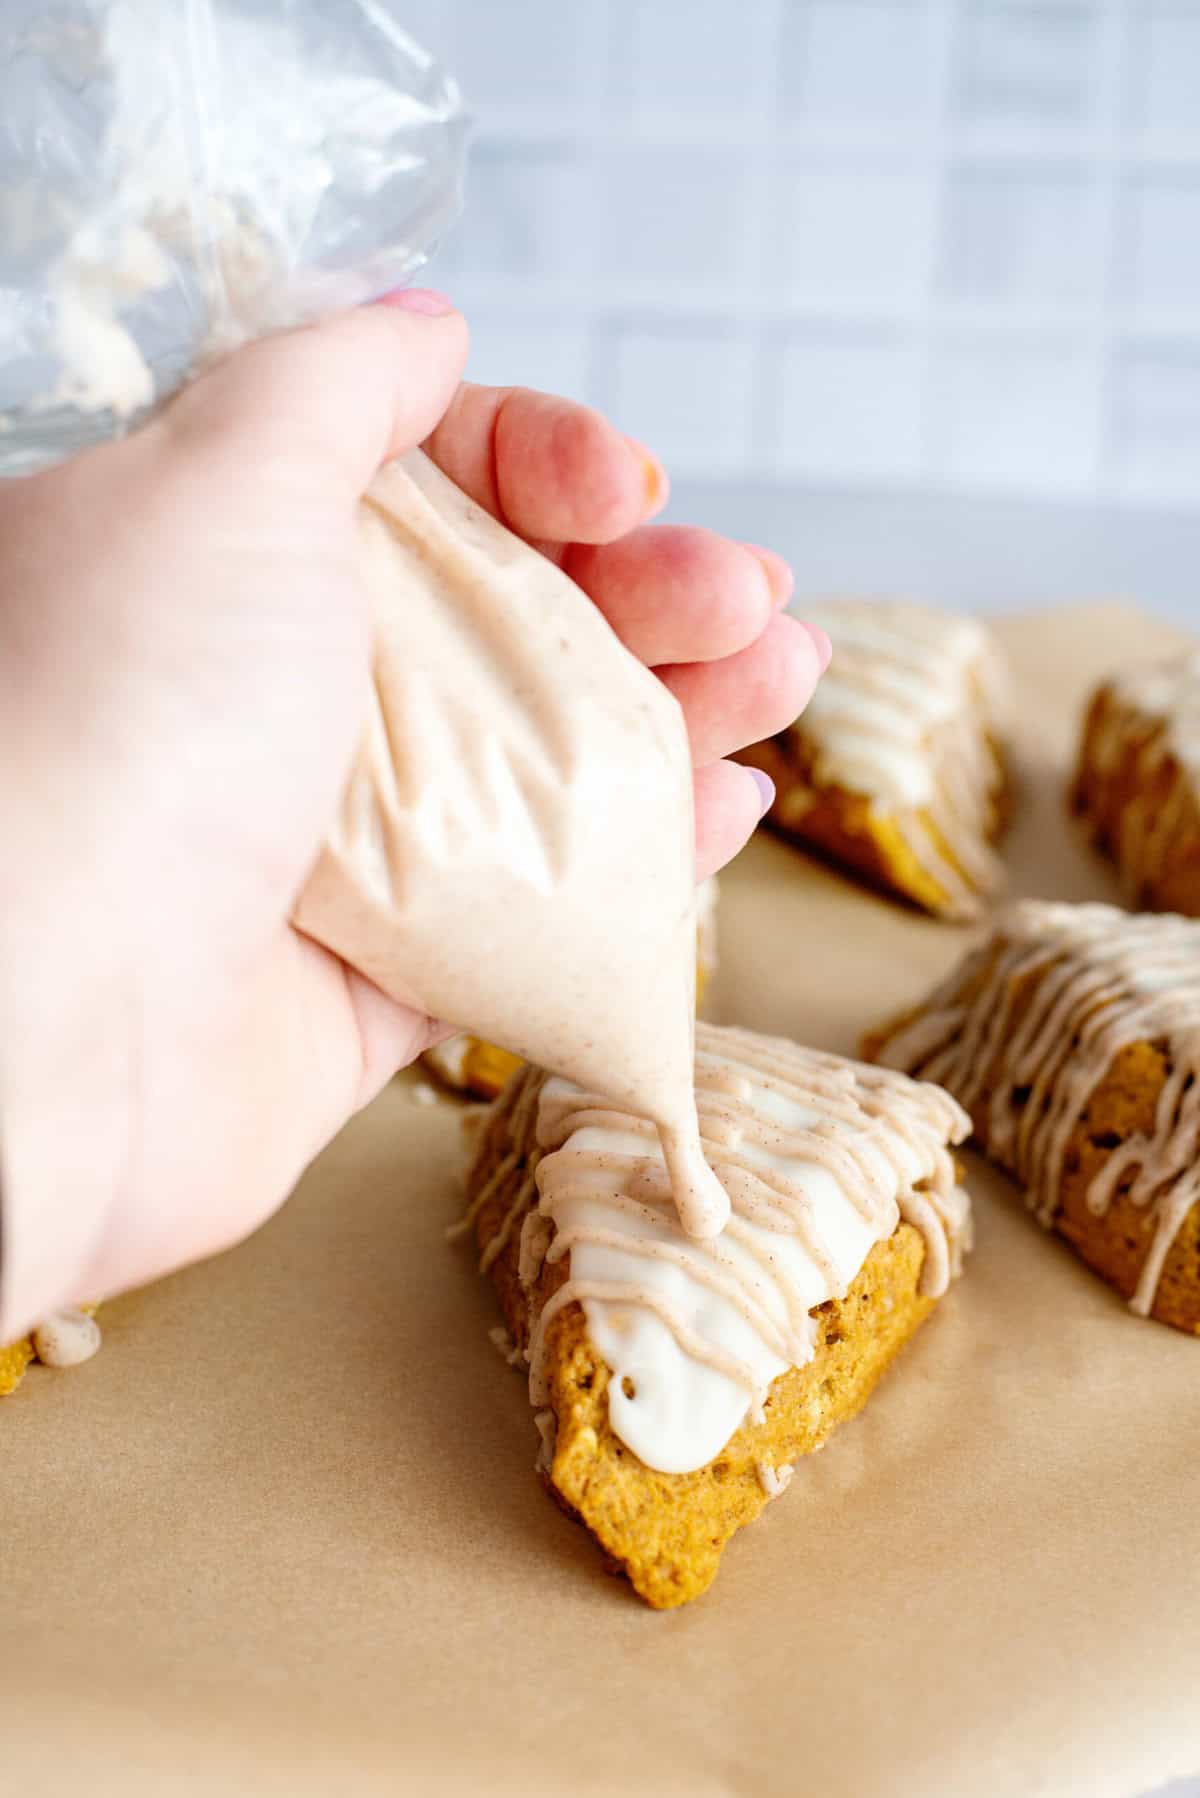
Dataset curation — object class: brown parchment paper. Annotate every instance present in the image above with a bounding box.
[4,605,1200,1798]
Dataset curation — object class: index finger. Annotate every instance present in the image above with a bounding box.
[422,383,668,545]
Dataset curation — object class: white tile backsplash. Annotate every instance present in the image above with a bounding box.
[445,143,592,282]
[929,334,1099,490]
[1113,343,1200,500]
[953,1,1101,126]
[447,0,605,116]
[1125,176,1200,317]
[623,0,773,121]
[770,158,937,306]
[779,1,943,123]
[598,147,756,294]
[772,329,926,478]
[940,163,1100,304]
[465,317,593,404]
[1130,3,1200,134]
[605,324,757,473]
[423,0,1200,513]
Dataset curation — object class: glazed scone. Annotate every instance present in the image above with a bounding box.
[421,1033,524,1102]
[425,877,720,1100]
[0,1306,102,1396]
[738,601,1009,919]
[866,901,1200,1334]
[457,1021,972,1608]
[1071,654,1200,916]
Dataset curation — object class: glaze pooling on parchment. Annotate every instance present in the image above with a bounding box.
[462,1023,971,1475]
[293,448,727,1239]
[31,1306,101,1369]
[798,601,1007,916]
[874,900,1200,1316]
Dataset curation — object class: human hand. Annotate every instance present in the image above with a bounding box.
[0,292,827,1338]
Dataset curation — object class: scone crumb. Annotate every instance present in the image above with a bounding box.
[756,1461,794,1499]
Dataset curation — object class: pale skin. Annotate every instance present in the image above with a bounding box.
[0,290,829,1343]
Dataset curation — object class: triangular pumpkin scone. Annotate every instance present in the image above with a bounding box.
[1071,654,1200,917]
[457,1022,972,1607]
[866,901,1200,1333]
[738,601,1009,919]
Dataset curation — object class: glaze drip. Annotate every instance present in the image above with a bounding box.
[1109,655,1200,784]
[1075,656,1200,907]
[874,899,1200,1316]
[494,1022,970,1474]
[797,600,1008,916]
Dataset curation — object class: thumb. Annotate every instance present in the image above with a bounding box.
[156,291,471,499]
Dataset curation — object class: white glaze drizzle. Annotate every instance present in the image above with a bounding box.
[504,1022,970,1475]
[1109,654,1200,783]
[1077,655,1200,906]
[874,899,1200,1316]
[789,601,1008,917]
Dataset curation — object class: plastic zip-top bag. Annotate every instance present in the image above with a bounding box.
[0,0,726,1239]
[0,0,467,470]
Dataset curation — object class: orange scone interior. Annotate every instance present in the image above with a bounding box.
[0,1337,36,1398]
[866,900,1200,1333]
[426,876,719,1099]
[423,1033,524,1102]
[0,1306,102,1397]
[1071,654,1200,917]
[739,601,1009,919]
[457,1021,972,1607]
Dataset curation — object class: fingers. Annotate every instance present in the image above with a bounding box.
[157,296,470,500]
[741,544,794,610]
[561,526,792,667]
[659,613,830,766]
[424,383,667,544]
[694,760,774,883]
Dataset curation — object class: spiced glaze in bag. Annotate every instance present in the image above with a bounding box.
[293,451,729,1239]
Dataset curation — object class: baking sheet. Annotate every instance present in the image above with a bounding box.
[4,605,1199,1798]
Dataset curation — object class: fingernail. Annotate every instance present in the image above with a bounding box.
[624,435,668,513]
[803,621,833,672]
[747,766,776,819]
[741,543,794,609]
[378,287,456,317]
